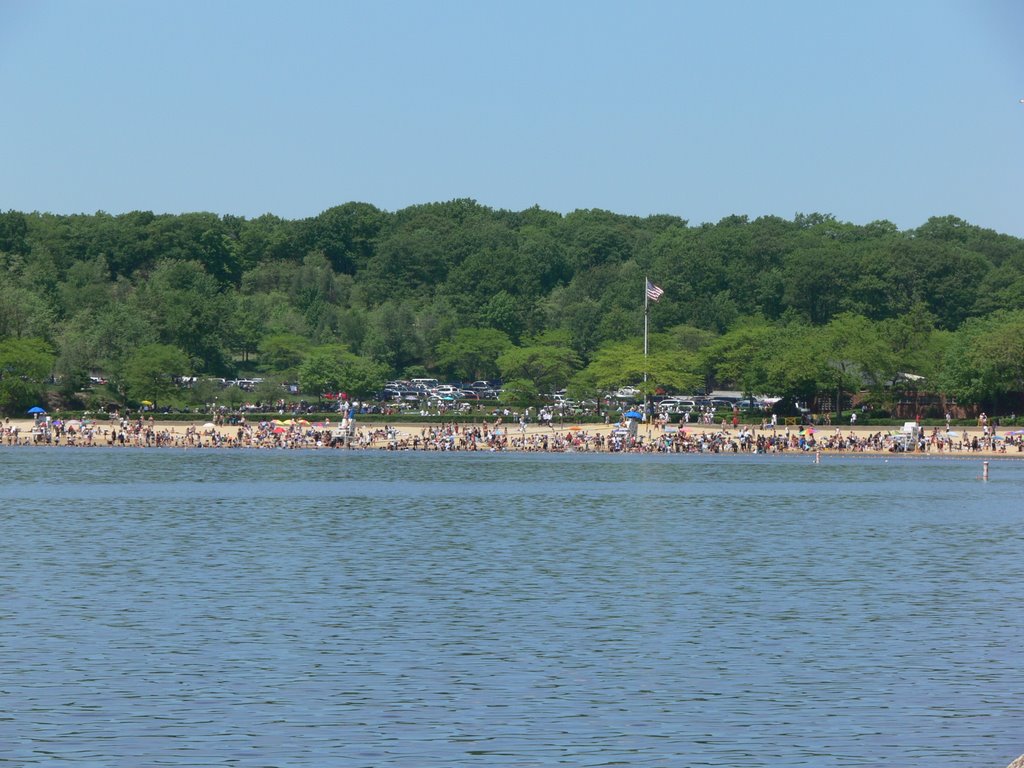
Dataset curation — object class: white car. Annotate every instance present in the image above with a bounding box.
[433,385,465,398]
[658,398,697,414]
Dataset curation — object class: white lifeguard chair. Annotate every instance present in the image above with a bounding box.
[895,421,921,451]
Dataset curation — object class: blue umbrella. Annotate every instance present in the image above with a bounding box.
[625,410,643,419]
[27,406,46,414]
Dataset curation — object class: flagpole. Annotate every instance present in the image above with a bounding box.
[643,277,650,425]
[642,279,664,424]
[643,276,649,387]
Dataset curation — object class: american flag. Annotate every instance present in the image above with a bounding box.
[646,279,664,302]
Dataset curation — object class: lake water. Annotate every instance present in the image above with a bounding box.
[2,448,1022,767]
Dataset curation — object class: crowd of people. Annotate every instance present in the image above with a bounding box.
[3,413,1022,456]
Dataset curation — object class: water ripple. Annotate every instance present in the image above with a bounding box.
[2,449,1022,766]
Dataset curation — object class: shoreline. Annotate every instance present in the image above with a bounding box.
[3,416,1020,459]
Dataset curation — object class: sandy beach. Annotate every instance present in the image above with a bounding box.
[3,415,1019,458]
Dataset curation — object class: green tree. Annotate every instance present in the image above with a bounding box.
[780,244,854,324]
[939,311,1024,413]
[121,343,190,406]
[554,295,603,359]
[499,378,541,408]
[91,301,159,377]
[817,313,896,415]
[337,352,389,399]
[258,333,309,374]
[701,322,776,395]
[362,301,421,373]
[878,302,943,379]
[299,345,388,399]
[56,255,113,316]
[0,338,54,414]
[228,293,275,363]
[559,208,638,271]
[762,323,831,405]
[0,210,30,255]
[221,384,247,410]
[966,313,1024,399]
[234,213,301,273]
[54,312,104,399]
[0,284,54,339]
[253,376,287,407]
[496,342,580,396]
[435,327,512,381]
[300,202,385,275]
[186,377,223,410]
[134,260,230,370]
[290,251,344,341]
[298,347,345,398]
[574,337,701,396]
[363,224,449,298]
[480,290,527,340]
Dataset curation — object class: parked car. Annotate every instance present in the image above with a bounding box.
[735,397,772,411]
[434,385,465,398]
[658,398,698,414]
[708,398,738,410]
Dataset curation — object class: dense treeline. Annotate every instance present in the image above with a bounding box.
[2,201,1023,417]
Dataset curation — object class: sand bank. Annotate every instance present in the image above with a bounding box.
[2,416,1019,459]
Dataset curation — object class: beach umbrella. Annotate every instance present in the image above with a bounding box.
[202,422,216,429]
[625,410,643,419]
[27,406,46,414]
[273,426,286,434]
[141,400,153,406]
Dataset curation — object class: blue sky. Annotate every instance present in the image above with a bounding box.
[2,0,1022,235]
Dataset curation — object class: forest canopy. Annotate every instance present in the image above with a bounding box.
[2,202,1023,416]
